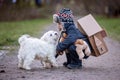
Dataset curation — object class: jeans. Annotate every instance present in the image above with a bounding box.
[66,45,82,65]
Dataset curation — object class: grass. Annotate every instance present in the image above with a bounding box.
[0,15,120,48]
[0,18,52,47]
[95,16,120,41]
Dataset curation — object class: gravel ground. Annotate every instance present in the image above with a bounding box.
[0,24,120,80]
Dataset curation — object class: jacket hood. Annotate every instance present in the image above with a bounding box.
[63,22,75,30]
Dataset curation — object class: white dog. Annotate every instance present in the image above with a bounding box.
[18,31,59,70]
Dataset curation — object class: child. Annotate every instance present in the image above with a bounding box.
[54,8,91,69]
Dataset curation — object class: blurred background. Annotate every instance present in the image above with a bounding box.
[0,0,120,21]
[0,1,120,80]
[0,0,120,47]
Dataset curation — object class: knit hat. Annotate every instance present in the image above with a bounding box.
[57,8,74,23]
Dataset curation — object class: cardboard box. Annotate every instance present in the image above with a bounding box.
[88,32,108,56]
[77,14,108,57]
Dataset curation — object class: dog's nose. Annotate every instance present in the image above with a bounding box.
[55,33,58,35]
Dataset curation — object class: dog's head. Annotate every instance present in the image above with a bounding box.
[18,34,30,44]
[40,30,59,44]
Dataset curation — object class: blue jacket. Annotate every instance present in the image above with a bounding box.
[56,23,88,52]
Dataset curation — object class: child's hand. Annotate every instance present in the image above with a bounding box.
[57,23,63,31]
[56,50,63,55]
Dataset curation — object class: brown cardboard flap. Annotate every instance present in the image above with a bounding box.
[77,14,102,37]
[89,32,108,57]
[94,35,107,54]
[77,22,86,35]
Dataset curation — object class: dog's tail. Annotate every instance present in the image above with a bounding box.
[18,34,30,44]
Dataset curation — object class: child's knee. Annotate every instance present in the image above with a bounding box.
[68,45,76,52]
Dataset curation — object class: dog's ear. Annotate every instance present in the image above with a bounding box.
[40,35,48,42]
[40,32,51,42]
[43,37,49,42]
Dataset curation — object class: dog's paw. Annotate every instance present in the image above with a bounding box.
[23,66,31,70]
[18,66,23,69]
[45,66,52,69]
[18,64,23,69]
[53,64,59,68]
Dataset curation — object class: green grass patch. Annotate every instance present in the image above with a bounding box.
[0,18,52,46]
[0,15,120,48]
[95,16,120,41]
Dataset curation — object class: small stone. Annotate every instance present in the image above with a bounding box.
[21,76,25,78]
[0,70,5,73]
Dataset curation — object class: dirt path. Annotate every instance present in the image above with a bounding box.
[0,24,120,80]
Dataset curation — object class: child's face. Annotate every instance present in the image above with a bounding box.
[57,23,63,31]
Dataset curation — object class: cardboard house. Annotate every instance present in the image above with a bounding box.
[77,14,108,57]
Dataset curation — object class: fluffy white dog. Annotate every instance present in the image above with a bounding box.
[18,31,59,70]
